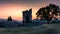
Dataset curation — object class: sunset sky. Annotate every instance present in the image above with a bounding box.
[0,0,60,21]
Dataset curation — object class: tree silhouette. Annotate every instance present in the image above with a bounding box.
[7,16,12,21]
[36,4,60,24]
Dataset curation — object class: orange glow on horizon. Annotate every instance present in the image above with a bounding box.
[0,2,55,21]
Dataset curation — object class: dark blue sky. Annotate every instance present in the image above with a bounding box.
[0,0,60,6]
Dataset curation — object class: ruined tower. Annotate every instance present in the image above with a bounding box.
[22,9,32,23]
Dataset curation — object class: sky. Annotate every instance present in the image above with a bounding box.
[0,0,60,21]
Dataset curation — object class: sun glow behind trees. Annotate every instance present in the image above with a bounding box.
[0,0,60,21]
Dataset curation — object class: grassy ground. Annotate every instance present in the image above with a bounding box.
[0,24,60,34]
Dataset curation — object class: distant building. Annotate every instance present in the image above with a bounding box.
[22,9,32,23]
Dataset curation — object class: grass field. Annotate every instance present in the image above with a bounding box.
[0,24,59,34]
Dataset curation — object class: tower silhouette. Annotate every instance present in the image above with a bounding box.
[22,9,32,24]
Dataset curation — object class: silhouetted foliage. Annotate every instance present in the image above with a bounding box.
[0,23,4,28]
[36,4,60,24]
[7,16,12,21]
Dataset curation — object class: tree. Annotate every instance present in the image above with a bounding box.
[7,16,12,21]
[36,4,60,24]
